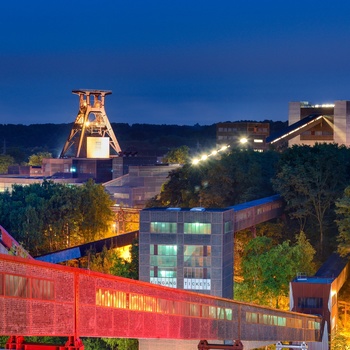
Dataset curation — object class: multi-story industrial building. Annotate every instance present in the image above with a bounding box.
[139,196,284,350]
[268,100,350,147]
[139,196,284,299]
[139,206,235,299]
[216,122,270,152]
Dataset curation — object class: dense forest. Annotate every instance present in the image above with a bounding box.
[0,120,287,163]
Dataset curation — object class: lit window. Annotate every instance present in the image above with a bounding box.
[184,223,211,234]
[246,312,258,323]
[183,245,211,290]
[224,221,233,233]
[96,288,127,309]
[32,279,54,300]
[5,275,29,298]
[150,245,177,287]
[150,222,177,233]
[278,317,286,326]
[225,308,232,321]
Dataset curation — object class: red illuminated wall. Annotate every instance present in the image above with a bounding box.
[0,253,321,344]
[0,255,75,336]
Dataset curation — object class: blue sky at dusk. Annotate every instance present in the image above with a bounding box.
[1,0,350,125]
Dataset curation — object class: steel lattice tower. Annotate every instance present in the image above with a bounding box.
[59,89,121,158]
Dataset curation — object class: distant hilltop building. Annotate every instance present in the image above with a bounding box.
[216,122,270,152]
[267,100,350,147]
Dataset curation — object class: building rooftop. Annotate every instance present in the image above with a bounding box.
[142,194,282,213]
[143,206,230,212]
[228,194,281,211]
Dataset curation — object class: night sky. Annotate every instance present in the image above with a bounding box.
[1,0,350,126]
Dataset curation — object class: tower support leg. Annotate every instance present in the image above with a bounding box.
[5,335,84,350]
[5,336,25,350]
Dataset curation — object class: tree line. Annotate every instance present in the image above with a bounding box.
[0,179,115,256]
[152,143,350,259]
[0,120,287,167]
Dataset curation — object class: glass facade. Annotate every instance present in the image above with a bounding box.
[224,221,233,233]
[150,222,177,233]
[150,244,177,288]
[184,245,211,290]
[184,223,211,234]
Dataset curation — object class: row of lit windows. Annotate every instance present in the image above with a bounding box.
[184,245,211,269]
[150,244,178,279]
[257,205,272,214]
[246,311,319,330]
[151,245,211,275]
[184,267,210,279]
[150,245,177,256]
[184,223,211,234]
[217,136,265,142]
[184,256,211,268]
[0,273,54,300]
[217,127,268,133]
[150,267,177,278]
[151,245,211,261]
[96,287,232,320]
[96,288,320,331]
[236,201,283,219]
[150,222,211,235]
[151,256,177,268]
[150,222,177,233]
[302,130,333,136]
[236,211,251,221]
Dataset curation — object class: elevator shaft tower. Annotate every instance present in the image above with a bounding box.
[59,90,121,158]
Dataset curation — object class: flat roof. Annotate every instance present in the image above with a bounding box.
[228,194,281,211]
[143,195,282,213]
[143,207,229,212]
[293,276,334,284]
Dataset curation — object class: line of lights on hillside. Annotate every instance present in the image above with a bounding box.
[192,145,230,165]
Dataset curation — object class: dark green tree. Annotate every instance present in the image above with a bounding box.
[162,145,190,164]
[235,231,316,308]
[0,154,15,173]
[75,179,115,243]
[0,179,115,255]
[28,151,52,166]
[335,186,350,256]
[110,239,139,280]
[81,337,109,350]
[103,338,138,350]
[272,143,350,256]
[149,149,279,208]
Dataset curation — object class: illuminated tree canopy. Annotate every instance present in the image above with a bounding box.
[0,179,115,255]
[148,149,279,208]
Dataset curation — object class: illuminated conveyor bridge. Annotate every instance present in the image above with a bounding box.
[0,253,323,350]
[266,114,328,144]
